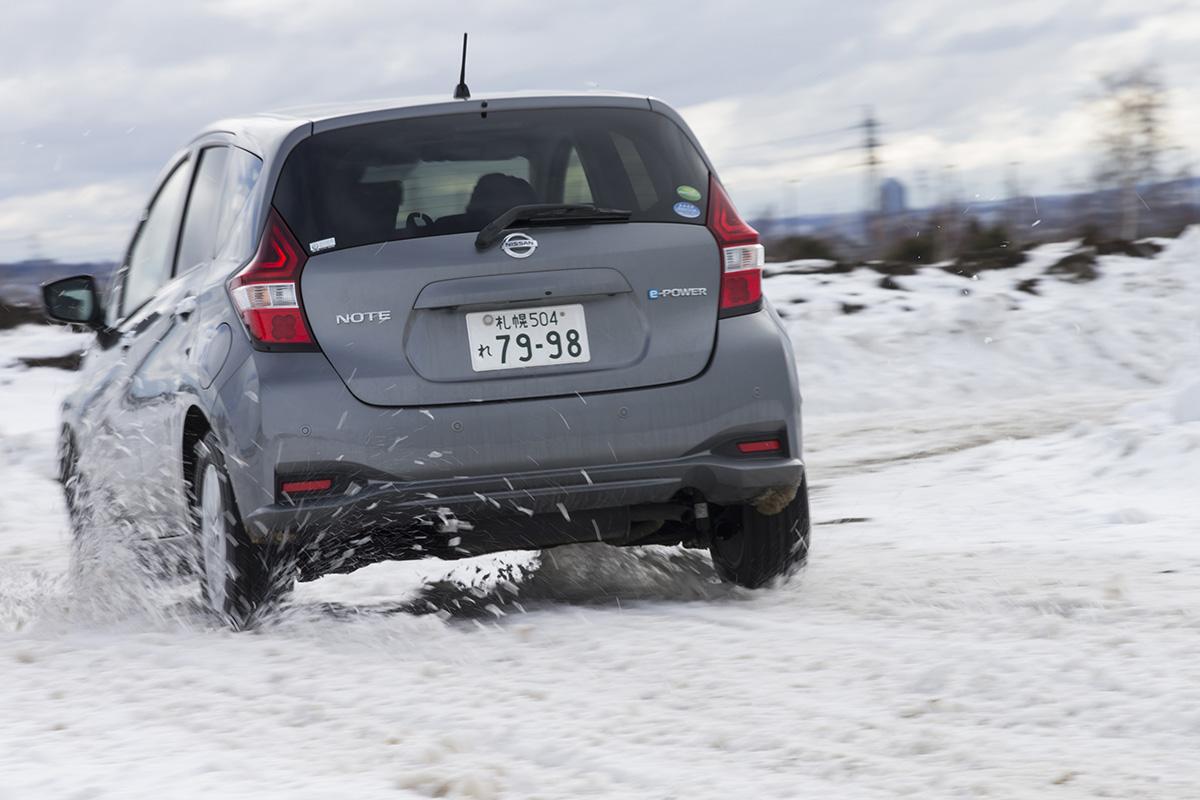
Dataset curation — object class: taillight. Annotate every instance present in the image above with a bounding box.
[707,174,764,317]
[228,209,316,350]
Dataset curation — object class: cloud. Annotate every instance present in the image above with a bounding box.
[0,180,144,263]
[1,0,1198,259]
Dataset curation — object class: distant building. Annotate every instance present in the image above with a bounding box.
[879,178,908,215]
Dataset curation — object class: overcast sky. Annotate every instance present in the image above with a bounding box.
[3,0,1199,262]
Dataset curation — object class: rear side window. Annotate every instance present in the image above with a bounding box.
[214,147,264,262]
[176,146,229,273]
[274,107,710,254]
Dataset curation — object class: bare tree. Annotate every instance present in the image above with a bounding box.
[1092,65,1169,240]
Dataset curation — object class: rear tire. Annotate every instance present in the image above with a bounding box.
[191,432,293,629]
[710,478,810,589]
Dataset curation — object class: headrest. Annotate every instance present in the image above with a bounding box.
[466,173,538,218]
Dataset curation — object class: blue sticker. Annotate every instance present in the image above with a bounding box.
[673,201,701,219]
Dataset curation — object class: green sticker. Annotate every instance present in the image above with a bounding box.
[676,184,702,202]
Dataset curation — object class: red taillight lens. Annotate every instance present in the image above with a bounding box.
[707,174,764,317]
[228,210,316,350]
[737,438,782,454]
[281,478,332,494]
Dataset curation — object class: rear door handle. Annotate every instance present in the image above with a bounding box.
[173,296,198,319]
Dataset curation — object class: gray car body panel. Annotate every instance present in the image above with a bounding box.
[215,306,802,520]
[57,91,804,570]
[302,223,721,406]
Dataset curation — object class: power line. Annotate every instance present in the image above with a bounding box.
[733,143,860,170]
[734,123,860,152]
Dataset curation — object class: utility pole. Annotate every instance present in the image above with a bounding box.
[1005,161,1023,245]
[862,107,881,253]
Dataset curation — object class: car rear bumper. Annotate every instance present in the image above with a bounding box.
[245,452,803,578]
[214,307,804,559]
[244,452,804,537]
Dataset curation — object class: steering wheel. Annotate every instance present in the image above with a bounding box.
[405,212,434,234]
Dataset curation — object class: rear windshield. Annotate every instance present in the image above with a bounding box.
[273,107,711,254]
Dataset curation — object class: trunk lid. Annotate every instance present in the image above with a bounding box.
[301,224,719,405]
[272,102,721,406]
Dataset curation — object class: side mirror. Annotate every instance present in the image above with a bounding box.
[42,275,106,330]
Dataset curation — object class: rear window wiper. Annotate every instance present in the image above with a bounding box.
[475,204,632,251]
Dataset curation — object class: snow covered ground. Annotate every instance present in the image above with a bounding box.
[1,231,1198,798]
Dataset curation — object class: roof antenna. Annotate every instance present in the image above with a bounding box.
[453,33,471,100]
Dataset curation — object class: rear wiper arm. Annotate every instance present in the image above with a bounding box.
[475,203,632,250]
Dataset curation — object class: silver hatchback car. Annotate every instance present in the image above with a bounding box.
[43,91,808,627]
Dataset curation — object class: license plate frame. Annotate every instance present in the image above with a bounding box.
[465,304,591,373]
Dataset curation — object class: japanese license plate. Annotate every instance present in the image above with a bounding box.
[465,304,591,372]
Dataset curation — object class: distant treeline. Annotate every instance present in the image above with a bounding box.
[766,208,1197,268]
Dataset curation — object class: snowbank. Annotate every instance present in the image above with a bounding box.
[0,323,91,368]
[765,227,1200,415]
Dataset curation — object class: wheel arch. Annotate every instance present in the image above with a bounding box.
[182,406,212,506]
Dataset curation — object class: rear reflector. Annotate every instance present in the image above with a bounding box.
[708,174,764,318]
[736,439,782,454]
[228,209,317,350]
[281,479,332,494]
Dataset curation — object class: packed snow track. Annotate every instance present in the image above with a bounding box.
[2,232,1198,798]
